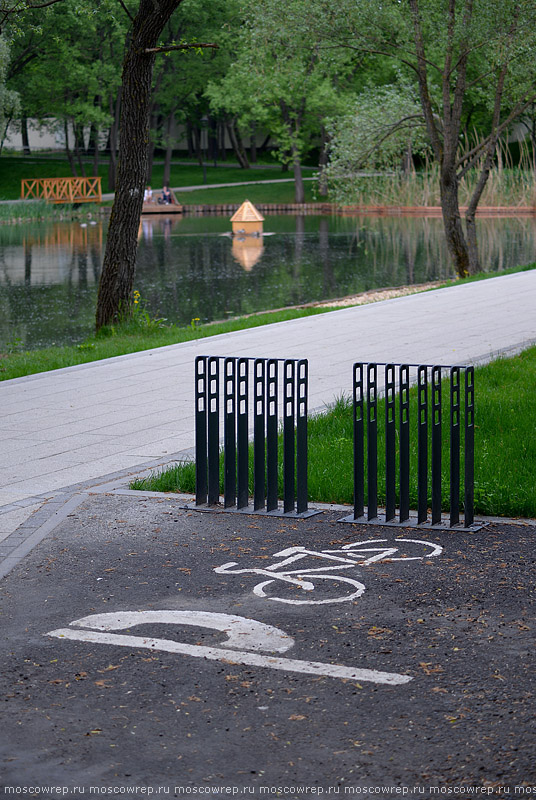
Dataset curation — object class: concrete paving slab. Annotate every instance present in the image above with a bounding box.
[0,493,534,794]
[0,503,41,542]
[0,271,534,545]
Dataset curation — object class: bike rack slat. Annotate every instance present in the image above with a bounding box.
[417,365,428,525]
[353,363,365,520]
[237,357,249,510]
[194,356,208,504]
[193,355,320,518]
[266,359,279,512]
[399,364,410,523]
[464,367,475,527]
[296,359,308,515]
[207,357,220,506]
[283,360,296,514]
[385,363,396,522]
[253,359,266,511]
[431,366,442,526]
[340,361,483,531]
[223,357,236,508]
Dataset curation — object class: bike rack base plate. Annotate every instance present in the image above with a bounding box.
[337,513,486,532]
[181,503,323,519]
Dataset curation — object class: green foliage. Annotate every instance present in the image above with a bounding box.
[207,0,353,170]
[6,0,126,152]
[0,35,19,151]
[149,0,239,149]
[325,81,430,202]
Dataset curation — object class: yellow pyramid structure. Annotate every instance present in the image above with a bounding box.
[230,200,264,235]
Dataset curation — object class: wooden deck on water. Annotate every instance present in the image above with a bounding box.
[142,203,183,214]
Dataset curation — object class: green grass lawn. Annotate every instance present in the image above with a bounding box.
[0,305,335,381]
[1,264,534,381]
[178,180,320,205]
[131,346,536,519]
[0,153,317,201]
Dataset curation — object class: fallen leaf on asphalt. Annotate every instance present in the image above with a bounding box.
[288,715,307,721]
[419,662,444,675]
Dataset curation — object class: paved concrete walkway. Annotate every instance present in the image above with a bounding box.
[0,270,535,550]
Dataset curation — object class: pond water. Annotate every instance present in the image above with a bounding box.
[1,213,535,349]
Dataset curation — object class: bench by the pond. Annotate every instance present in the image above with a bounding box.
[21,177,102,204]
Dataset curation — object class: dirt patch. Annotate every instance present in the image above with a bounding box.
[315,280,446,308]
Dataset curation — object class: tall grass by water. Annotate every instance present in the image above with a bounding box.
[0,199,90,222]
[132,346,536,519]
[335,164,536,208]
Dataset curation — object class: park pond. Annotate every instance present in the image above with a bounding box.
[1,212,535,349]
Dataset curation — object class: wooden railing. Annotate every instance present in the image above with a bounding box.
[21,177,102,204]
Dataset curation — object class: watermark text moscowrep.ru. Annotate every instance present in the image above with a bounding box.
[3,785,536,798]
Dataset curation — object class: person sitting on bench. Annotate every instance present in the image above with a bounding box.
[159,185,173,204]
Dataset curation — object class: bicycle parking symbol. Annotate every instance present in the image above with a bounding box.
[214,538,443,605]
[45,538,443,686]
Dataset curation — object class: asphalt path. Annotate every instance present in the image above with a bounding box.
[1,493,534,798]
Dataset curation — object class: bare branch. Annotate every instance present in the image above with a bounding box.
[457,91,536,177]
[116,0,134,21]
[1,0,64,31]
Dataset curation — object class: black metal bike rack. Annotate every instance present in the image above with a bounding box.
[339,362,483,530]
[193,355,319,517]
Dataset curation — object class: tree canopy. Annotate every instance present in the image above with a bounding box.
[313,0,536,274]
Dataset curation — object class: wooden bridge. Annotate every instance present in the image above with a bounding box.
[21,176,102,204]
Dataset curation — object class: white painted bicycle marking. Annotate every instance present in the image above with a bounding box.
[214,538,443,604]
[253,575,365,605]
[46,610,412,686]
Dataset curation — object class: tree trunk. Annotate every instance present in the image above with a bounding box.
[89,125,100,176]
[73,122,87,178]
[439,165,470,278]
[21,115,31,155]
[218,121,226,161]
[163,112,173,186]
[249,123,257,163]
[317,125,329,197]
[186,119,195,158]
[209,116,218,166]
[64,120,77,176]
[96,0,183,331]
[292,148,305,204]
[258,133,271,155]
[226,118,250,169]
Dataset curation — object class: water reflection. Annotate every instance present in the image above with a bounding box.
[231,235,264,271]
[1,213,535,349]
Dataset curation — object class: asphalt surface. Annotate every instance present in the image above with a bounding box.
[1,493,534,798]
